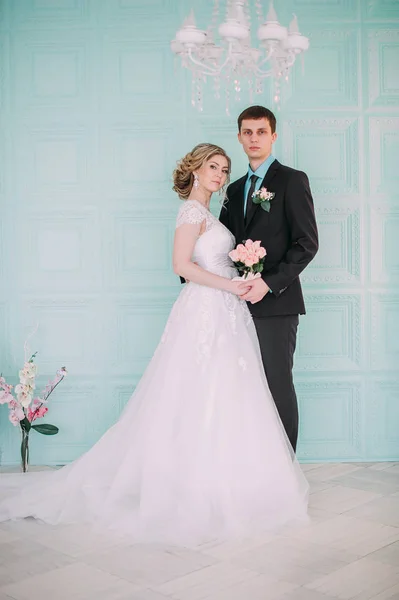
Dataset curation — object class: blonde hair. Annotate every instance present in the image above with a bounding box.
[172,143,231,200]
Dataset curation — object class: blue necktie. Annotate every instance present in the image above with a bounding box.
[245,174,259,225]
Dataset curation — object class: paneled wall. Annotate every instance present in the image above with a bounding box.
[0,0,398,465]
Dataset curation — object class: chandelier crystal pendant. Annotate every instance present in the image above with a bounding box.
[171,0,309,113]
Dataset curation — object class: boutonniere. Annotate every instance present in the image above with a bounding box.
[252,187,275,212]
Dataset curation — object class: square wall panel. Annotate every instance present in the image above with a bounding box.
[19,297,103,376]
[371,293,399,371]
[363,1,399,21]
[284,28,359,109]
[366,29,399,107]
[15,210,102,292]
[106,211,175,290]
[369,117,399,195]
[10,0,93,28]
[32,382,102,465]
[99,123,174,197]
[366,380,399,460]
[99,0,178,21]
[12,31,93,109]
[15,125,94,196]
[296,294,362,371]
[297,380,362,460]
[370,204,399,284]
[302,203,361,285]
[282,118,359,195]
[291,0,359,20]
[99,33,175,109]
[107,295,177,375]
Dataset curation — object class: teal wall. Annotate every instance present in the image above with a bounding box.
[0,0,398,465]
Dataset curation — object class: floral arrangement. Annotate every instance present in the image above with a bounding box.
[252,186,275,212]
[229,239,267,281]
[0,351,67,472]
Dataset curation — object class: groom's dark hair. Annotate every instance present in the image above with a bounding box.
[238,106,276,134]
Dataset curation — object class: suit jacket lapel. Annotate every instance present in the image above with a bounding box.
[245,159,280,232]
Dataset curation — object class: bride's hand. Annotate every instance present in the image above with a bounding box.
[228,281,251,296]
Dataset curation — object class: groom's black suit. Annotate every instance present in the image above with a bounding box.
[219,159,318,451]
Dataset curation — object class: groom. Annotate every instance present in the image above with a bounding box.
[220,105,318,452]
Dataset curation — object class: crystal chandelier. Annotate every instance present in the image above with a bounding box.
[171,0,309,113]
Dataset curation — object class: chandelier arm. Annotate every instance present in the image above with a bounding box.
[187,48,220,76]
[256,46,274,68]
[254,49,297,77]
[188,44,236,76]
[215,46,236,73]
[253,65,273,78]
[285,52,297,68]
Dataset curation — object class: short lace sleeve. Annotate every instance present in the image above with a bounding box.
[176,200,206,229]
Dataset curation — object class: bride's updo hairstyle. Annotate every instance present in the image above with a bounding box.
[172,143,231,200]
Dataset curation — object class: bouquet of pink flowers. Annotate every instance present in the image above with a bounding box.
[0,351,67,472]
[228,239,267,281]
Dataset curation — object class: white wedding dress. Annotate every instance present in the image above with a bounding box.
[0,200,309,545]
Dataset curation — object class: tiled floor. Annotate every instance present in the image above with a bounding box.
[0,462,399,600]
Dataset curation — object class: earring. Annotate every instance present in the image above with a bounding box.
[193,174,199,189]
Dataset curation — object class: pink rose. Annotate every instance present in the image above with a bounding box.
[256,247,266,259]
[259,187,273,200]
[244,256,256,267]
[228,249,239,262]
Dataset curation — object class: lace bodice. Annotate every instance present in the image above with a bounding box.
[176,200,236,277]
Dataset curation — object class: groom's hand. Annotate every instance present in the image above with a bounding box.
[240,279,270,303]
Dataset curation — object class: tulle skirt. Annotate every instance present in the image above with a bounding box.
[0,281,309,545]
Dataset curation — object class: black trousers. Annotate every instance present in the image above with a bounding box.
[253,315,299,452]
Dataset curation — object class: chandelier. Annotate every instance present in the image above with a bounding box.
[171,1,309,113]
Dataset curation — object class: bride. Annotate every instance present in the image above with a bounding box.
[0,143,309,545]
